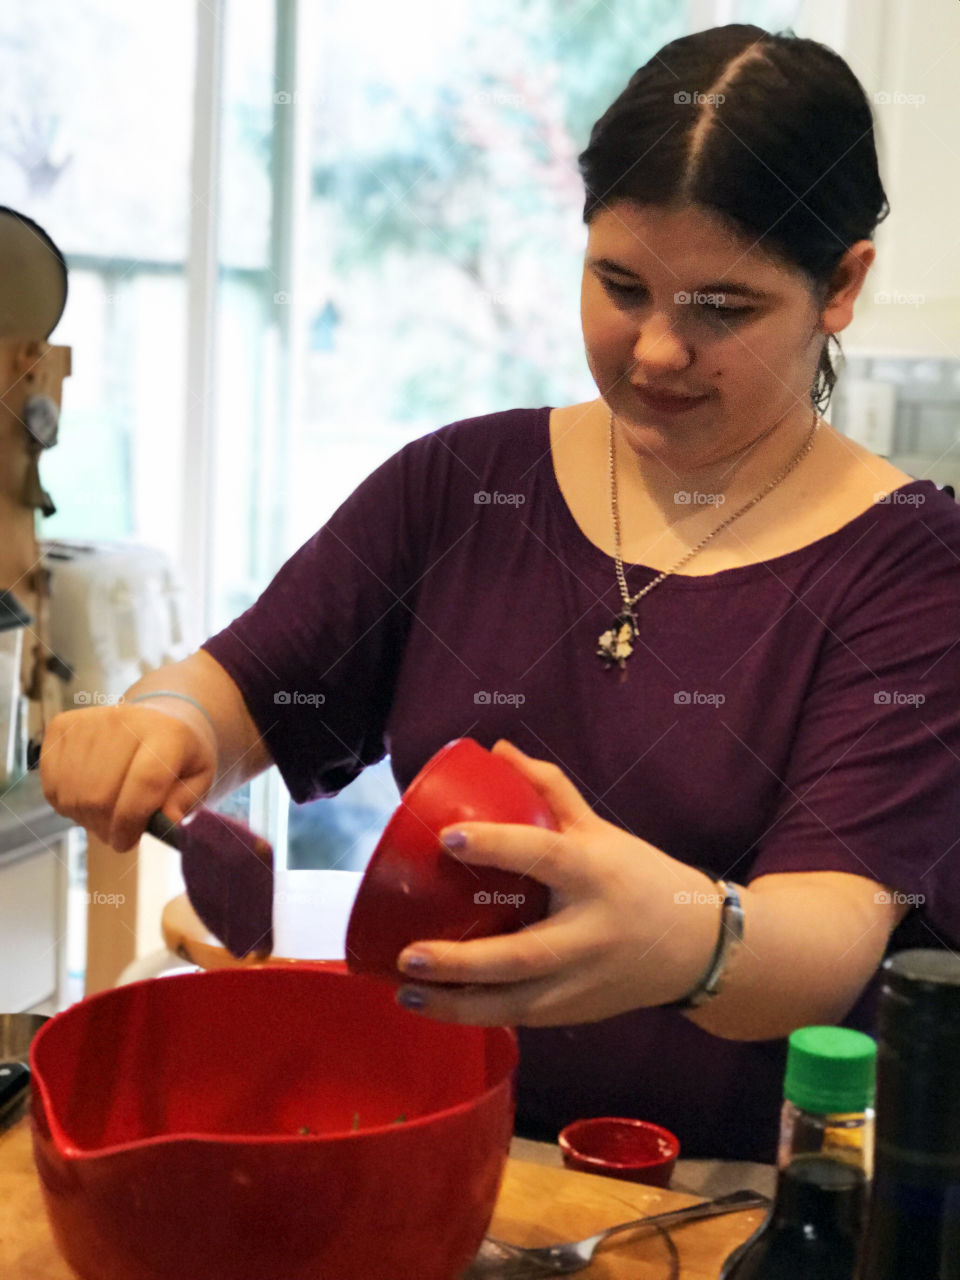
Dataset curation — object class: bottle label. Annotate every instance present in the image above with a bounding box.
[778,1108,873,1177]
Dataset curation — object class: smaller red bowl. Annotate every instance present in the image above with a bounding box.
[558,1117,680,1188]
[346,739,554,980]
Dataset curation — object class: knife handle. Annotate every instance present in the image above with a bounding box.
[145,811,182,851]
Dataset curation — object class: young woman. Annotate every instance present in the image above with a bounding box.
[41,24,960,1161]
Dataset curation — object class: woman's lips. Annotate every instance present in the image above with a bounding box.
[630,384,711,414]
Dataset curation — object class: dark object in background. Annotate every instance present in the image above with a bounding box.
[0,206,70,515]
[855,950,960,1279]
[0,207,68,339]
[0,1013,49,1129]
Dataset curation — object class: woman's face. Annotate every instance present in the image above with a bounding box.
[580,201,867,470]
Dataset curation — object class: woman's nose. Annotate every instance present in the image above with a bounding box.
[631,314,693,374]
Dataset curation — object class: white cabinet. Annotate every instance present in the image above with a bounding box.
[0,774,74,1013]
[0,845,67,1012]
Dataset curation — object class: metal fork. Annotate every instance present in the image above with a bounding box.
[466,1189,769,1277]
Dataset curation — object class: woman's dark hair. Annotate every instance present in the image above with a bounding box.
[578,25,890,411]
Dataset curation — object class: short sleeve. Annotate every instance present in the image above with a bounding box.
[201,434,436,803]
[747,504,960,947]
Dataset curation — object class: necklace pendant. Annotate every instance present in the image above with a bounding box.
[597,611,637,670]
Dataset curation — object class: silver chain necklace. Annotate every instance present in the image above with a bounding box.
[597,405,820,672]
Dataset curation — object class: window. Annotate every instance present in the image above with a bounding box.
[4,0,820,879]
[217,0,810,869]
[0,0,196,560]
[227,0,693,868]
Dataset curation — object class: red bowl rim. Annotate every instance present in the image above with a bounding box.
[557,1116,681,1170]
[30,965,518,1160]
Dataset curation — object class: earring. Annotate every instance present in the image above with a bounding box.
[23,394,59,449]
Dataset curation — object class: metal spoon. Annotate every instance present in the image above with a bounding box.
[465,1189,769,1276]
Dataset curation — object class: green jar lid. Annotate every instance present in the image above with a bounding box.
[784,1026,877,1114]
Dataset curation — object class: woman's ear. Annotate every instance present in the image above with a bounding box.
[817,240,876,338]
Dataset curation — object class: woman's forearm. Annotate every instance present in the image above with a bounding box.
[674,869,903,1040]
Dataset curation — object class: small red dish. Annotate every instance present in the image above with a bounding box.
[345,738,554,980]
[558,1116,681,1187]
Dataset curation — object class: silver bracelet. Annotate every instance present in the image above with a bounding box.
[665,880,745,1010]
[128,690,218,740]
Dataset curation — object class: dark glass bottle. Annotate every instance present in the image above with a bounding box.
[721,1025,876,1279]
[855,949,960,1280]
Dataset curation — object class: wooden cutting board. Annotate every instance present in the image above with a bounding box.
[0,1117,765,1278]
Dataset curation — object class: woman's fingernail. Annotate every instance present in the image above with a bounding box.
[397,988,426,1010]
[400,952,431,974]
[441,829,467,851]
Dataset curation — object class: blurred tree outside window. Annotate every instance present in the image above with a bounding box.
[276,0,693,869]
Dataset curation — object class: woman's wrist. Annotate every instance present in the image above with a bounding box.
[661,879,745,1010]
[127,689,217,740]
[642,862,730,1007]
[123,682,222,780]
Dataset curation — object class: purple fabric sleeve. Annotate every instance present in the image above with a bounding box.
[202,435,435,802]
[747,494,960,945]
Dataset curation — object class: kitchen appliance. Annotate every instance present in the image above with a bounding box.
[0,207,71,761]
[39,539,192,710]
[0,589,31,783]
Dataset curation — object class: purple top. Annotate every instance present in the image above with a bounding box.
[203,406,960,1160]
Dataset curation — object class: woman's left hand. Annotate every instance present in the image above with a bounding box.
[394,739,718,1027]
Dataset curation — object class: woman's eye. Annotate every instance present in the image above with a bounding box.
[701,304,753,322]
[600,279,753,319]
[601,278,643,299]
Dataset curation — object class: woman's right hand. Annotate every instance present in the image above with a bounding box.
[39,703,218,851]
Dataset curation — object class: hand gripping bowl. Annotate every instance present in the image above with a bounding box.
[346,738,554,979]
[29,965,518,1280]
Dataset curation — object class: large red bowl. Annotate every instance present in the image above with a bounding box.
[29,966,518,1280]
[345,739,554,979]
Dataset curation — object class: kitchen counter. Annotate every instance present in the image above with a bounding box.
[1,1111,769,1278]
